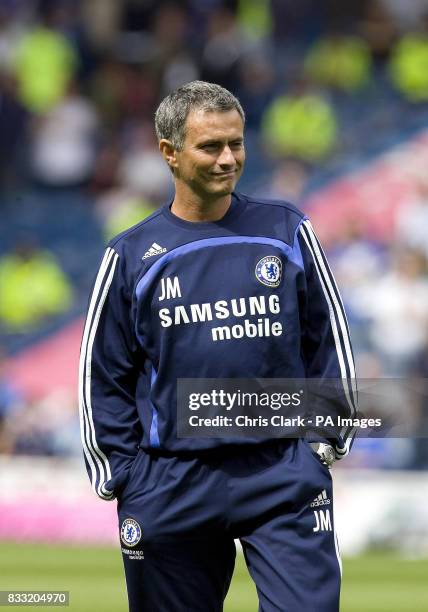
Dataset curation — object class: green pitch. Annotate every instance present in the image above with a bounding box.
[0,543,427,611]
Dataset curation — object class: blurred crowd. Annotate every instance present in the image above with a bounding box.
[1,0,428,467]
[2,0,428,193]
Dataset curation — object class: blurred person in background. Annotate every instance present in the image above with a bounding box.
[358,0,398,66]
[358,247,428,375]
[327,218,387,352]
[236,53,275,130]
[200,4,248,92]
[254,158,309,204]
[149,3,190,77]
[11,0,77,114]
[0,1,28,71]
[236,0,273,43]
[389,19,428,103]
[0,1,29,185]
[0,239,73,332]
[93,120,171,241]
[151,3,199,96]
[99,194,157,244]
[29,80,99,187]
[0,71,28,186]
[117,119,173,204]
[303,30,372,93]
[395,177,428,259]
[89,56,132,131]
[261,78,338,163]
[3,388,81,457]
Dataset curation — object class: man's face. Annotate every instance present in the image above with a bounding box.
[173,108,245,198]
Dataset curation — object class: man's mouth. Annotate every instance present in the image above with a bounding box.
[213,170,236,178]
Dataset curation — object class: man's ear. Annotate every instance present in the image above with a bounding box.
[159,139,178,171]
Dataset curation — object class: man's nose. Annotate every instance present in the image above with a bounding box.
[218,146,235,167]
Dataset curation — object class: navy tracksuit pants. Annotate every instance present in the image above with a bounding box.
[117,439,341,612]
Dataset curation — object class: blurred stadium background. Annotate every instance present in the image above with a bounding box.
[1,0,428,610]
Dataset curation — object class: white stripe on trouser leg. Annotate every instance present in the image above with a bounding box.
[334,528,342,578]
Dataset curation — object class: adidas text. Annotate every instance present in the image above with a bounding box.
[310,489,331,508]
[143,243,167,259]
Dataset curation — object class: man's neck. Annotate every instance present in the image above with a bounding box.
[171,184,232,222]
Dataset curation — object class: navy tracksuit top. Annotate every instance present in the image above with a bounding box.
[79,192,356,500]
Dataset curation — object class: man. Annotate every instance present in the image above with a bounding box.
[79,81,356,611]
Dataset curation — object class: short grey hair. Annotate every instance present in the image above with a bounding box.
[155,80,245,151]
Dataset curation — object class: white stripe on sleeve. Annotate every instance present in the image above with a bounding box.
[300,221,357,453]
[78,247,119,500]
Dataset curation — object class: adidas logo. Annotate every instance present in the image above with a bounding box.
[310,489,331,508]
[142,243,167,259]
